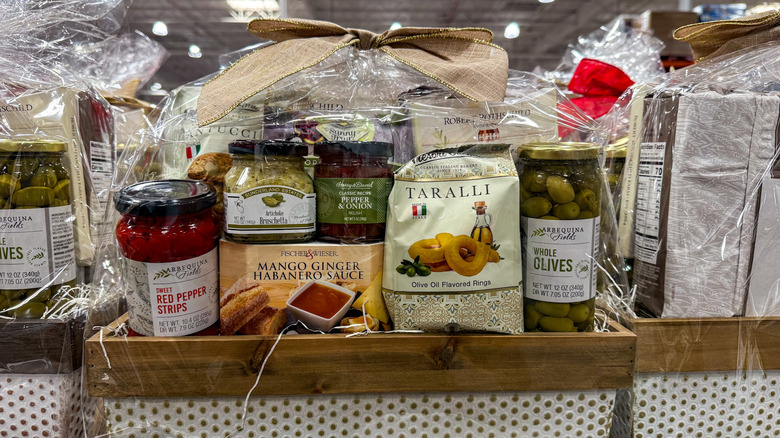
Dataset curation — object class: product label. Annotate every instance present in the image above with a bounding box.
[90,140,114,243]
[0,206,76,289]
[294,116,376,144]
[521,217,599,303]
[219,240,384,309]
[409,90,558,158]
[634,141,666,264]
[124,248,218,336]
[224,186,316,235]
[315,178,392,224]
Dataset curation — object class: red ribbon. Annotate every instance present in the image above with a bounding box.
[558,58,634,138]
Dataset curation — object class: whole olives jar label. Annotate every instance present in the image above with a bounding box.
[315,178,392,224]
[0,206,76,290]
[224,186,316,235]
[521,217,599,303]
[124,248,218,337]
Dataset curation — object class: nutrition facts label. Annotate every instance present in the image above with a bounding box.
[634,142,666,264]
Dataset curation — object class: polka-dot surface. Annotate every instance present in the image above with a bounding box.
[0,371,83,438]
[632,371,780,437]
[105,391,617,437]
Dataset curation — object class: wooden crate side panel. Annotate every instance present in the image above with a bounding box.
[86,329,635,398]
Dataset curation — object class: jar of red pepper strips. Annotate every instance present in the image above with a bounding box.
[114,180,220,336]
[314,141,393,243]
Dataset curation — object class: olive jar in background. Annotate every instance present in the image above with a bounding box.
[314,141,393,244]
[0,139,77,319]
[518,143,601,332]
[223,140,316,243]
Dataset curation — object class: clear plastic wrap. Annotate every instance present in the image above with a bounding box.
[546,15,665,87]
[610,40,780,437]
[0,2,129,438]
[84,18,633,438]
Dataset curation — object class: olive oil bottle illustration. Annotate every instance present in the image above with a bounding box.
[471,201,493,246]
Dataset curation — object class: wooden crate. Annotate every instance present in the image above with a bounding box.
[0,315,85,374]
[627,317,780,438]
[86,314,636,398]
[634,317,780,373]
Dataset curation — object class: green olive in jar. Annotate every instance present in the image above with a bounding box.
[575,189,599,214]
[0,174,20,197]
[546,175,575,204]
[522,169,548,192]
[521,197,552,218]
[12,187,55,207]
[7,301,47,319]
[29,166,58,188]
[552,202,581,220]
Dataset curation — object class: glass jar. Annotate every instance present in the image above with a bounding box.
[0,139,77,319]
[314,141,393,243]
[518,143,601,332]
[604,137,627,197]
[223,140,315,243]
[114,180,219,336]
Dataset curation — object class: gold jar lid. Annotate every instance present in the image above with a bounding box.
[0,139,67,153]
[605,138,627,159]
[519,142,599,160]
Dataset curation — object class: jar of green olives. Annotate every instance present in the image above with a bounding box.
[604,137,627,196]
[0,139,77,319]
[223,140,316,243]
[519,143,600,332]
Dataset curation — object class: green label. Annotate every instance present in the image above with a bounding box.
[315,178,392,224]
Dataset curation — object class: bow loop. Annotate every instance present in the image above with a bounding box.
[198,18,508,126]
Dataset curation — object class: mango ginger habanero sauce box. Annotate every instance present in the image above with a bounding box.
[218,239,384,310]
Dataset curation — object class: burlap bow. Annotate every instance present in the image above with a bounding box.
[674,11,780,62]
[197,19,508,126]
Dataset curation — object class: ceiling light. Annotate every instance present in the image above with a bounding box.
[226,0,280,22]
[504,22,520,39]
[390,22,402,30]
[188,45,202,58]
[152,21,168,36]
[539,0,555,3]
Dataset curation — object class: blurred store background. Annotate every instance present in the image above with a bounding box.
[125,1,780,101]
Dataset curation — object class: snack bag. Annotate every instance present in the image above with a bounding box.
[382,144,523,333]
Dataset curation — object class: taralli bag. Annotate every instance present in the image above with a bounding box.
[382,144,523,333]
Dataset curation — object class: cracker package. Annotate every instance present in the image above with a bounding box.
[382,144,523,333]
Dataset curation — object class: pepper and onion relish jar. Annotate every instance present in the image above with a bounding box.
[115,180,220,337]
[0,139,76,319]
[314,141,393,243]
[518,143,601,332]
[223,140,315,243]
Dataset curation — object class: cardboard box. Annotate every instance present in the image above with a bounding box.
[219,239,384,309]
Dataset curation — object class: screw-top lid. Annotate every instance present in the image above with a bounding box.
[228,140,308,157]
[315,141,393,159]
[0,139,67,153]
[519,142,600,160]
[114,180,216,217]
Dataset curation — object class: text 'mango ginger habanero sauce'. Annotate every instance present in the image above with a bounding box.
[314,141,393,243]
[114,180,220,336]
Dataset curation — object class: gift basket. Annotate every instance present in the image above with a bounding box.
[82,18,635,437]
[608,33,780,436]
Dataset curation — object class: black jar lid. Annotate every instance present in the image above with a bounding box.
[114,180,217,217]
[316,141,393,158]
[229,140,308,157]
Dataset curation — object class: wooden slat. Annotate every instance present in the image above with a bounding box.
[634,317,780,373]
[0,316,85,374]
[86,315,635,398]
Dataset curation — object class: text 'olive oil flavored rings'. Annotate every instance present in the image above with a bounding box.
[519,143,601,332]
